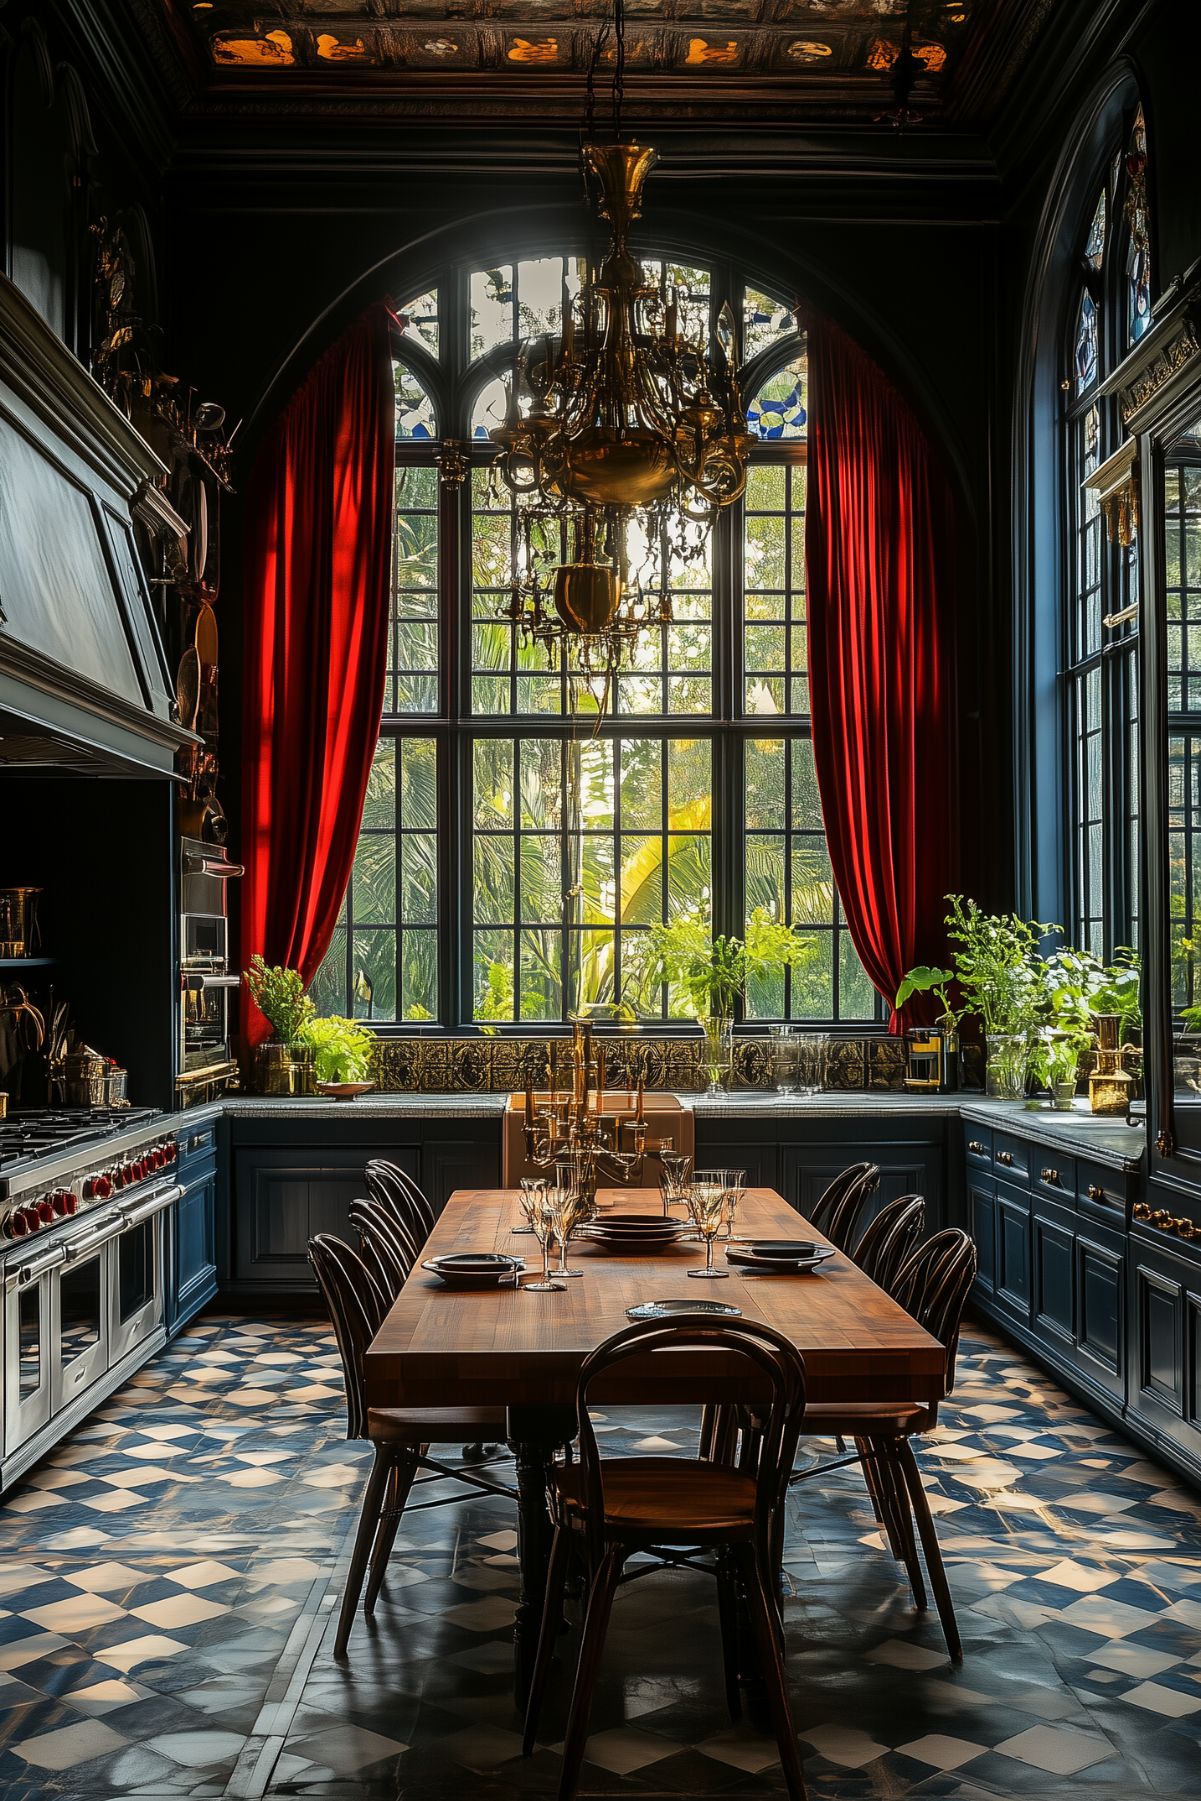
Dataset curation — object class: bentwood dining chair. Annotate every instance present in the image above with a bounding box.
[851,1193,926,1292]
[810,1162,880,1252]
[365,1158,437,1244]
[349,1194,419,1294]
[308,1232,516,1657]
[797,1228,978,1660]
[522,1317,809,1801]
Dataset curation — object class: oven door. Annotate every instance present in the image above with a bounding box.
[55,1221,119,1410]
[181,971,239,1072]
[4,1243,65,1456]
[109,1184,180,1364]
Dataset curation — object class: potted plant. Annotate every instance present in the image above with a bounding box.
[893,965,961,1093]
[298,1015,376,1097]
[943,896,1054,1100]
[243,955,315,1094]
[645,908,816,1094]
[1044,944,1141,1112]
[1031,1025,1091,1109]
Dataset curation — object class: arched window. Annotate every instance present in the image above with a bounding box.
[310,248,881,1028]
[1062,104,1150,958]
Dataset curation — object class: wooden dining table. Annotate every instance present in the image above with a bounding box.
[364,1185,946,1700]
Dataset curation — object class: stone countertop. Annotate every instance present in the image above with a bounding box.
[959,1099,1145,1171]
[686,1092,963,1119]
[213,1093,509,1120]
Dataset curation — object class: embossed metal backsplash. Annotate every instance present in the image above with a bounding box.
[369,1035,914,1094]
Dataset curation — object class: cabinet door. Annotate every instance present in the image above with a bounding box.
[1133,1254,1184,1419]
[697,1134,779,1195]
[173,1164,217,1330]
[1032,1200,1075,1349]
[231,1146,422,1291]
[786,1142,942,1234]
[995,1185,1032,1324]
[1076,1228,1125,1399]
[968,1176,996,1296]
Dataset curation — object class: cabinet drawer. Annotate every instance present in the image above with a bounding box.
[993,1132,1030,1184]
[179,1120,218,1167]
[1077,1160,1128,1228]
[1033,1155,1075,1206]
[963,1127,993,1170]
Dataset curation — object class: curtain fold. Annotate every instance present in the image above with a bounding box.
[241,305,395,1043]
[804,316,956,1031]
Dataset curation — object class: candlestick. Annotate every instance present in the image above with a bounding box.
[636,1074,644,1120]
[596,1045,606,1124]
[549,1040,558,1102]
[524,1084,534,1128]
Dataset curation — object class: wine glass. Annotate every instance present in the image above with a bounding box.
[687,1181,729,1280]
[514,1176,542,1235]
[551,1182,587,1278]
[525,1195,565,1293]
[723,1167,746,1239]
[658,1150,693,1216]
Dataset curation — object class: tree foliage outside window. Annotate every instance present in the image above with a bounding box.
[312,252,883,1028]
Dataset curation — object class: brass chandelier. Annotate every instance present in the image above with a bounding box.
[489,0,753,687]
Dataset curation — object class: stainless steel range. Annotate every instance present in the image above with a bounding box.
[0,1108,181,1490]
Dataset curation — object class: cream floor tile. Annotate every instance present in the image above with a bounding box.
[130,1594,228,1629]
[1120,1680,1201,1717]
[14,1720,128,1771]
[994,1724,1112,1776]
[895,1733,987,1770]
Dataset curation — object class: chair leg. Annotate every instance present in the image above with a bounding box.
[859,1439,905,1562]
[334,1443,394,1659]
[739,1544,807,1801]
[557,1546,624,1801]
[364,1451,419,1616]
[871,1440,927,1612]
[522,1523,573,1756]
[715,1556,743,1722]
[896,1438,962,1662]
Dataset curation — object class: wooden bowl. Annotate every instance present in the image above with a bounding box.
[316,1081,375,1101]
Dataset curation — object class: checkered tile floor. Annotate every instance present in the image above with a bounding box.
[1,1316,1200,1797]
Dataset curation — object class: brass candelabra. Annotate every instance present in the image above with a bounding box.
[522,1023,648,1202]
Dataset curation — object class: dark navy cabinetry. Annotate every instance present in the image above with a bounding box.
[169,1113,220,1332]
[222,1110,503,1297]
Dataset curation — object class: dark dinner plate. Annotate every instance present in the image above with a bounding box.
[725,1243,835,1273]
[422,1253,523,1288]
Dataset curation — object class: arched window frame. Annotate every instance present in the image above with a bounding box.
[1061,100,1151,960]
[311,243,884,1030]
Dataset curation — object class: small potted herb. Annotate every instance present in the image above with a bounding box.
[298,1015,376,1098]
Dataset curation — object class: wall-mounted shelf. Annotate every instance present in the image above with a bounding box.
[0,957,54,969]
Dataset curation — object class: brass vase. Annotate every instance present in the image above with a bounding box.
[1088,1013,1133,1115]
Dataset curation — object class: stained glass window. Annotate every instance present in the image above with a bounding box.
[1084,187,1106,270]
[1073,290,1098,394]
[747,355,808,440]
[1126,107,1151,345]
[399,288,439,360]
[743,284,794,362]
[395,361,436,440]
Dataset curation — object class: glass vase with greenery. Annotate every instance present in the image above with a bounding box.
[297,1015,376,1087]
[645,908,816,1093]
[1030,1026,1091,1109]
[943,896,1055,1099]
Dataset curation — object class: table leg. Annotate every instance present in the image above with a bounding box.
[506,1406,574,1707]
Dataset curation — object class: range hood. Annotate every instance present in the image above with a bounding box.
[0,274,195,777]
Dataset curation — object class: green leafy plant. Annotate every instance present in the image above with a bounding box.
[644,907,816,1020]
[943,895,1055,1038]
[244,955,314,1045]
[1030,1026,1092,1092]
[297,1015,375,1085]
[894,965,959,1024]
[1044,944,1141,1042]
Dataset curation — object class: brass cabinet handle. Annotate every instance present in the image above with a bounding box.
[1176,1218,1200,1241]
[1087,1183,1105,1200]
[997,1151,1014,1166]
[1040,1167,1060,1185]
[1149,1209,1174,1229]
[1132,1202,1152,1221]
[968,1140,986,1154]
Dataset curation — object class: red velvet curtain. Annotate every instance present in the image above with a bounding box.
[805,316,956,1031]
[241,305,395,1042]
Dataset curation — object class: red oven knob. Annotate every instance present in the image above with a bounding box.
[135,1158,149,1181]
[116,1164,132,1188]
[4,1210,27,1238]
[20,1206,41,1234]
[166,1140,178,1163]
[52,1190,75,1217]
[153,1147,166,1169]
[36,1197,55,1225]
